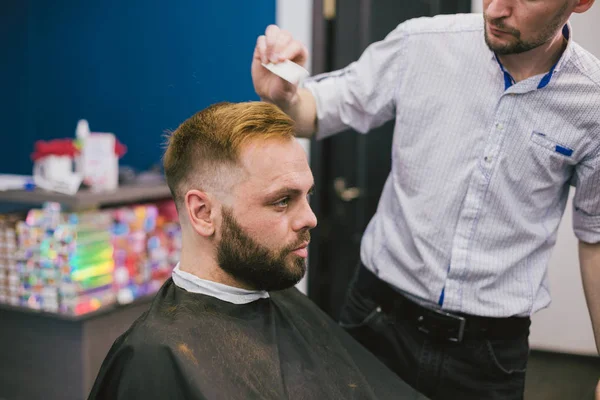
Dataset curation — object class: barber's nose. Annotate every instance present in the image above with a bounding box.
[486,0,512,19]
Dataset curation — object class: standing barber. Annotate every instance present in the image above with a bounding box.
[251,1,600,399]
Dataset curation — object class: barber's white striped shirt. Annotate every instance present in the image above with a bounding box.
[304,14,600,317]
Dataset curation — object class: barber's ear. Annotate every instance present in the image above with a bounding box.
[573,0,594,13]
[184,189,217,237]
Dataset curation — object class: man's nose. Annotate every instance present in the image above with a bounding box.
[486,0,512,20]
[293,199,317,231]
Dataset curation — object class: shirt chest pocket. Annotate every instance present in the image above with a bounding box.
[530,131,574,157]
[528,131,577,175]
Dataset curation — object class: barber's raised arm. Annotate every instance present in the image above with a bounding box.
[252,23,409,140]
[252,25,317,138]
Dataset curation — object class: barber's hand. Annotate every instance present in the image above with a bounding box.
[252,25,309,109]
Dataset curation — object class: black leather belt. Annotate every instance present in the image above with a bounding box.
[354,264,531,343]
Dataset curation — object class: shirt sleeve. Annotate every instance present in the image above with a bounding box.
[572,147,600,243]
[302,22,409,139]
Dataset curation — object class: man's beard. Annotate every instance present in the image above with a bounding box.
[484,3,568,55]
[217,207,309,291]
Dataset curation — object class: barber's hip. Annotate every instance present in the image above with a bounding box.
[340,263,531,344]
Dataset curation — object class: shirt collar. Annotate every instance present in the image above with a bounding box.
[554,22,573,73]
[491,22,574,90]
[172,263,270,304]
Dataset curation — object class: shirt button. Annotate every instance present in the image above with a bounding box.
[496,123,504,130]
[484,156,493,163]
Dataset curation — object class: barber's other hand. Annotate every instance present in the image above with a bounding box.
[252,25,308,109]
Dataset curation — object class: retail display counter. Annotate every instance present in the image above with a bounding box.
[0,294,154,400]
[0,183,175,400]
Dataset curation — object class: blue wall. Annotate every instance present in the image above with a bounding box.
[0,0,275,174]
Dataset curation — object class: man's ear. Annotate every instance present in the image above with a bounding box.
[184,189,217,237]
[573,0,595,14]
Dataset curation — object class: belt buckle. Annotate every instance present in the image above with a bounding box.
[417,308,466,343]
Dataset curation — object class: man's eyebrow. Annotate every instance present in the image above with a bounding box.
[265,184,315,199]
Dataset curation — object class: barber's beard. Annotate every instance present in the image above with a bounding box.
[484,4,568,55]
[217,208,309,291]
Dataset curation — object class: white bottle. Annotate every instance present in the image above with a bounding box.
[75,119,90,178]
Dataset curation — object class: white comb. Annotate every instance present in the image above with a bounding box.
[261,59,309,85]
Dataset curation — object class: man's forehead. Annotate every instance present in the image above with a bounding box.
[245,162,314,194]
[238,139,313,194]
[240,139,306,172]
[263,170,314,193]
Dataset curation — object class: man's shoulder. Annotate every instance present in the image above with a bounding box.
[399,13,484,37]
[115,282,206,347]
[114,308,167,349]
[569,42,600,89]
[109,297,214,362]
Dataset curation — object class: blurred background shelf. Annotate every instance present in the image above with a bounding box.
[0,292,156,321]
[0,182,176,400]
[0,182,172,210]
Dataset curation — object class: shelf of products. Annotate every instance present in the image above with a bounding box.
[0,182,172,210]
[0,183,181,400]
[0,184,180,317]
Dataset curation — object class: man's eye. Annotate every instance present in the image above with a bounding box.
[274,198,289,208]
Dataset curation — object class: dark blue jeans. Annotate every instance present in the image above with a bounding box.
[339,266,530,400]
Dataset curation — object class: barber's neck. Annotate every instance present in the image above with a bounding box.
[497,30,567,83]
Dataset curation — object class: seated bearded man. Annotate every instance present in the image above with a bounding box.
[88,102,426,400]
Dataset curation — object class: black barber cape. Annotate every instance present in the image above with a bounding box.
[88,278,426,400]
